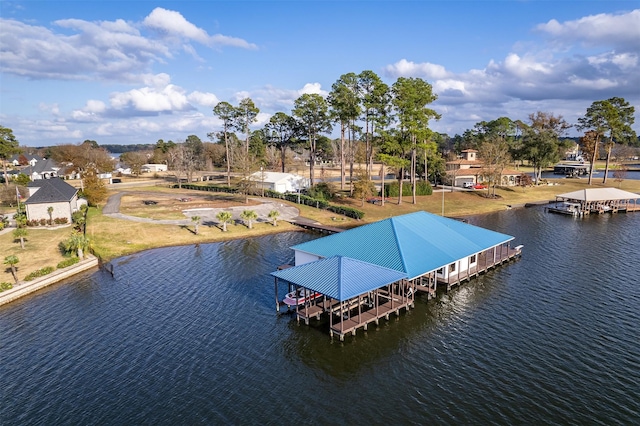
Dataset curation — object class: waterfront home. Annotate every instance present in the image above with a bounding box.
[272,211,521,339]
[446,149,522,187]
[25,178,84,223]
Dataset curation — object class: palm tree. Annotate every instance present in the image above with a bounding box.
[4,255,19,283]
[240,210,258,229]
[268,210,279,226]
[12,227,28,249]
[191,216,201,235]
[63,231,91,259]
[47,206,54,225]
[216,211,233,232]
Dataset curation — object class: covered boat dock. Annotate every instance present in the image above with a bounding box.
[272,256,410,340]
[549,188,640,216]
[272,211,523,340]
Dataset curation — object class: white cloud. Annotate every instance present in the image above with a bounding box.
[143,7,257,49]
[143,8,210,44]
[536,9,640,52]
[0,8,256,82]
[298,83,327,96]
[385,59,450,79]
[109,84,192,112]
[71,100,107,122]
[385,9,640,135]
[568,77,618,90]
[503,53,553,77]
[140,73,172,88]
[0,17,169,80]
[187,91,220,108]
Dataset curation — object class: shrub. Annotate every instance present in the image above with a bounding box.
[0,282,13,291]
[173,184,239,194]
[384,181,433,197]
[306,182,336,201]
[39,218,47,226]
[54,217,69,224]
[327,205,365,220]
[24,266,55,281]
[57,257,80,269]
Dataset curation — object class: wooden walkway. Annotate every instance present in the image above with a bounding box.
[286,218,344,234]
[329,300,410,340]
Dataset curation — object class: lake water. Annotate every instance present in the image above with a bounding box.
[2,208,639,425]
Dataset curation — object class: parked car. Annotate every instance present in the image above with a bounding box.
[462,182,474,188]
[473,184,486,190]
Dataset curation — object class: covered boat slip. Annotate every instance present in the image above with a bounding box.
[271,256,411,341]
[551,188,640,216]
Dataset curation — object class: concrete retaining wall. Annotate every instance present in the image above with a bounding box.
[0,256,99,307]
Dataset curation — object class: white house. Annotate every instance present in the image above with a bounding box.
[250,171,310,193]
[9,154,43,167]
[141,163,168,173]
[20,158,60,180]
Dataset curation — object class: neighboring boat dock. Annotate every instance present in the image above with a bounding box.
[553,162,590,177]
[546,188,640,216]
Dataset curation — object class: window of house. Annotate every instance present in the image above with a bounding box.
[449,263,456,273]
[470,254,476,264]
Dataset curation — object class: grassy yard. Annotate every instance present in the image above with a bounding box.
[118,190,262,220]
[86,207,298,261]
[1,226,71,284]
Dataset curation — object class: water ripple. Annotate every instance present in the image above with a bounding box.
[1,214,640,424]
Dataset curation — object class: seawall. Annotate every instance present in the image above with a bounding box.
[0,256,99,307]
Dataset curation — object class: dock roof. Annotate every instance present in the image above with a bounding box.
[291,211,514,279]
[556,188,640,202]
[271,256,407,301]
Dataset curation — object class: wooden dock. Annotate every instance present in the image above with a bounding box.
[288,281,415,341]
[286,218,344,234]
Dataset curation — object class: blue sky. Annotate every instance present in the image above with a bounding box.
[1,0,639,147]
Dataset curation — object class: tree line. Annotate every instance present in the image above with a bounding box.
[1,73,637,206]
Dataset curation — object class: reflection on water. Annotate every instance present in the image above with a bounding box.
[1,210,639,424]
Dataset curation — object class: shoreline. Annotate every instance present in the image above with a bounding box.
[0,255,99,306]
[3,178,639,287]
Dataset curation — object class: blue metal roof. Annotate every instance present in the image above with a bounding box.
[291,211,514,279]
[271,256,407,301]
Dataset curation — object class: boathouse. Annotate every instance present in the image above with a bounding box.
[551,188,640,216]
[272,211,522,340]
[272,256,409,340]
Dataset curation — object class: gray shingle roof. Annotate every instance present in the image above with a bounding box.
[20,158,59,175]
[25,178,78,204]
